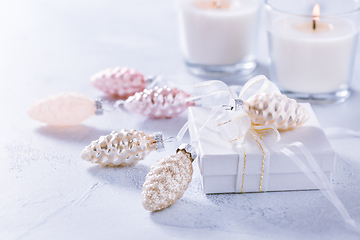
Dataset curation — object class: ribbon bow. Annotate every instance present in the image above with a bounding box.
[188,76,357,228]
[215,75,282,146]
[189,75,283,193]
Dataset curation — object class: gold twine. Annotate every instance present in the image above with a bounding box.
[249,129,266,193]
[219,113,272,193]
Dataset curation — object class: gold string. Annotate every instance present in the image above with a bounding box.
[239,76,268,98]
[263,81,270,93]
[217,113,248,127]
[253,127,279,142]
[249,129,266,193]
[229,133,246,143]
[214,108,269,193]
[239,144,247,193]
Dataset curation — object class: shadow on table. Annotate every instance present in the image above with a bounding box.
[148,176,358,237]
[35,124,113,143]
[87,164,150,191]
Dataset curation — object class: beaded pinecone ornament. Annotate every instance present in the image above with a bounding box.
[28,92,99,126]
[123,86,194,118]
[243,93,309,131]
[81,129,164,166]
[142,144,196,211]
[90,67,147,99]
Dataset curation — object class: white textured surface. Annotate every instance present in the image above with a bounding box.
[1,0,360,239]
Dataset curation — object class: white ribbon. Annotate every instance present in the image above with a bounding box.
[188,75,280,106]
[188,75,282,193]
[325,127,360,138]
[187,75,357,228]
[273,142,357,229]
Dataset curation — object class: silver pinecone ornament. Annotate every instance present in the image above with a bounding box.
[81,129,164,166]
[244,93,309,131]
[142,144,197,211]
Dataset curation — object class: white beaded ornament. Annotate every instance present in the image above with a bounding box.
[81,129,164,166]
[142,144,196,211]
[243,92,309,131]
[28,92,99,126]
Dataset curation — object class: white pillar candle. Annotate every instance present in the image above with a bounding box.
[268,6,359,94]
[178,0,260,66]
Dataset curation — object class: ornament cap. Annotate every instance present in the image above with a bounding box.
[233,98,244,111]
[222,98,244,111]
[176,143,197,162]
[152,132,165,152]
[94,99,103,115]
[145,75,157,85]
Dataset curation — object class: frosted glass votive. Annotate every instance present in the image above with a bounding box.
[266,0,360,103]
[178,0,260,79]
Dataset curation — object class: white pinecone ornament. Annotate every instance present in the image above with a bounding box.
[28,92,98,126]
[81,129,164,166]
[90,67,147,99]
[142,144,196,211]
[123,86,194,118]
[243,93,309,131]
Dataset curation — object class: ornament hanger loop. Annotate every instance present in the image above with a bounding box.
[114,100,125,110]
[222,98,244,111]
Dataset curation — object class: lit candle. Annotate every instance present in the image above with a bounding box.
[266,2,360,101]
[178,0,260,76]
[312,3,320,30]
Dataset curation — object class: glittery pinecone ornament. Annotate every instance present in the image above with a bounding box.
[243,93,309,131]
[123,86,194,118]
[28,92,102,126]
[81,129,164,166]
[142,144,197,211]
[90,67,147,99]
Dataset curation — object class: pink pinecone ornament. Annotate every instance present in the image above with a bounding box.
[90,67,147,99]
[28,93,99,126]
[123,86,195,118]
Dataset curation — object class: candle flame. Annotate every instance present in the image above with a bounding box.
[312,4,320,21]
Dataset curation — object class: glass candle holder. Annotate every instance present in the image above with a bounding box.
[265,0,360,104]
[177,0,260,79]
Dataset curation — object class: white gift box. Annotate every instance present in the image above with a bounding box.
[188,103,335,194]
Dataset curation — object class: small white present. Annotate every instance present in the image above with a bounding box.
[188,103,335,194]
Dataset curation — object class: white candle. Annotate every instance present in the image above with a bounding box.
[178,0,260,66]
[268,6,358,94]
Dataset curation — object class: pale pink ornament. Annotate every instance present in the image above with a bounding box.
[90,66,147,99]
[122,86,195,118]
[28,92,101,126]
